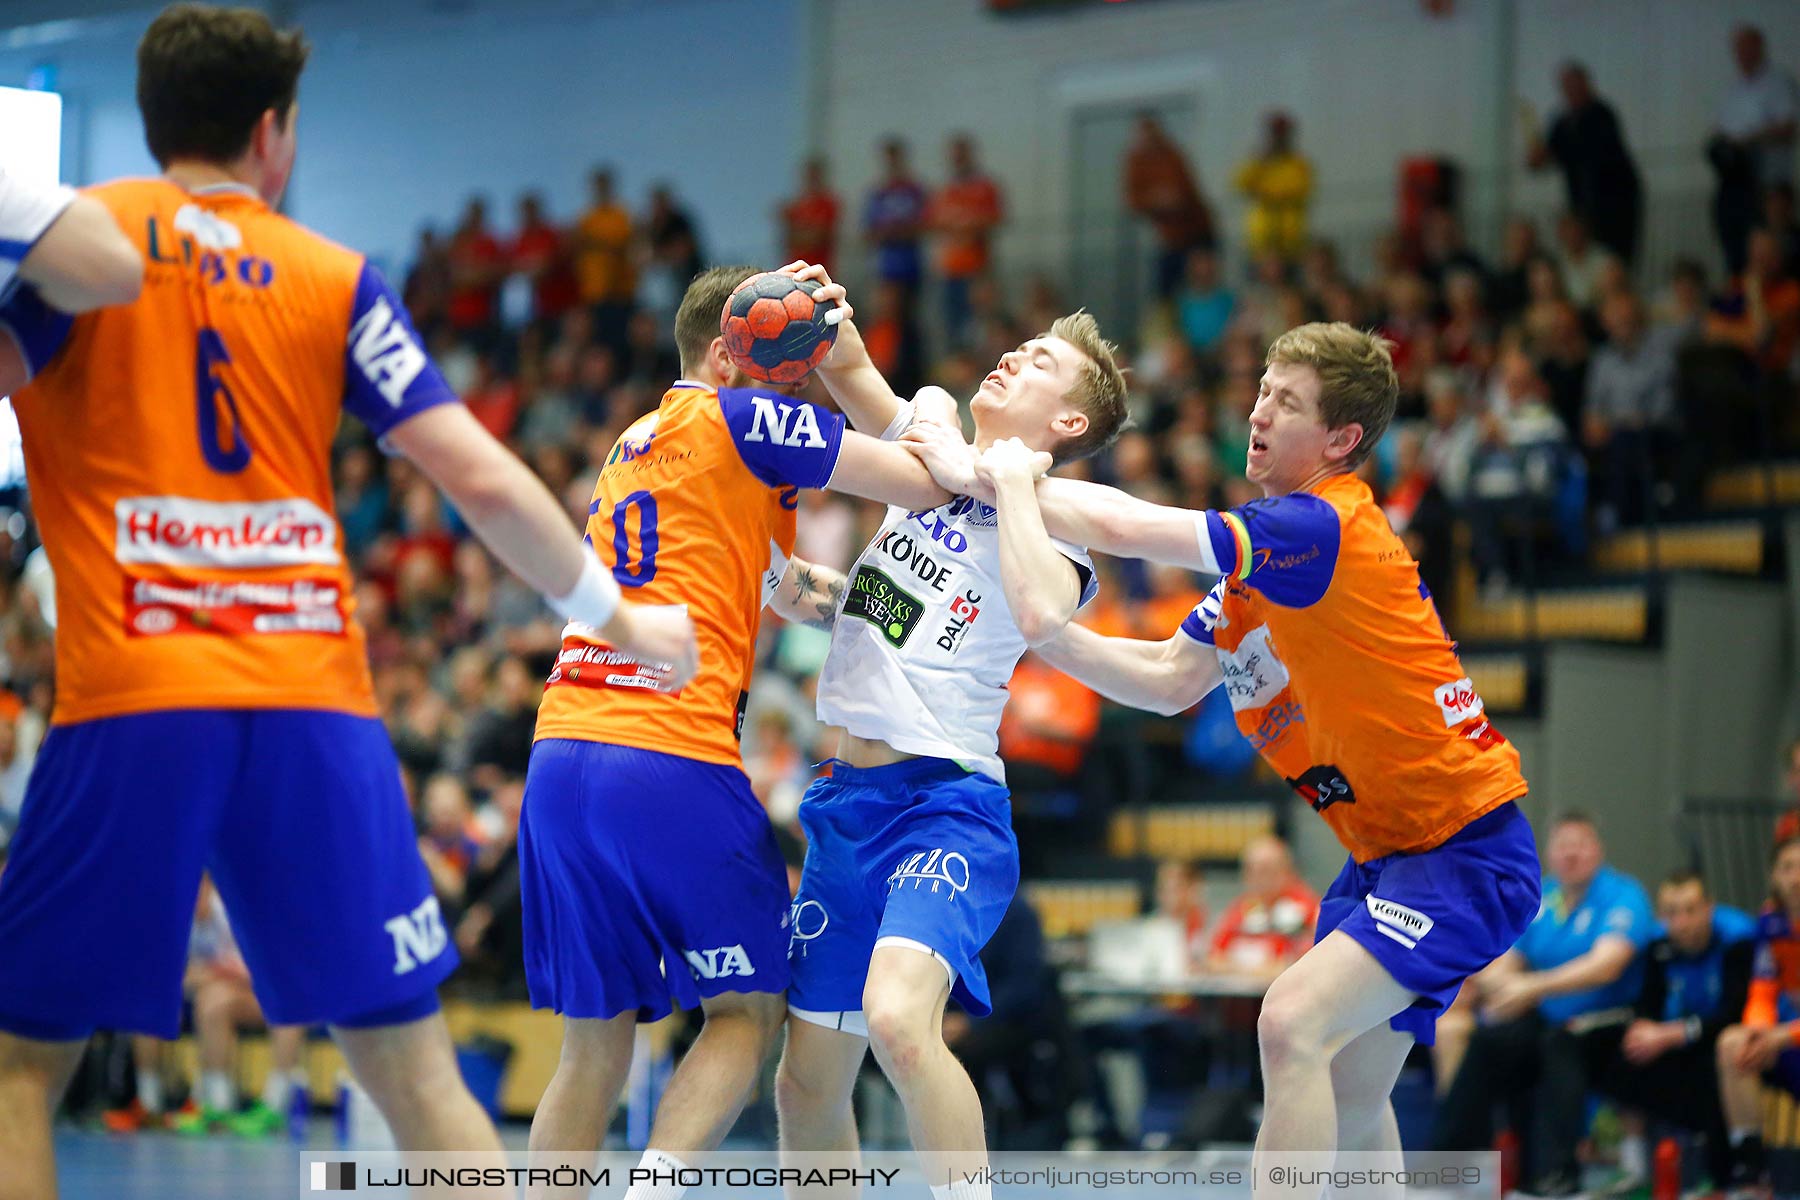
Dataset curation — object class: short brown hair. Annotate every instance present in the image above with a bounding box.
[674,265,757,374]
[1265,322,1398,469]
[138,4,310,168]
[1044,311,1128,463]
[1657,870,1708,899]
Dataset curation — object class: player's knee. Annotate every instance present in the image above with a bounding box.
[708,992,787,1045]
[774,1051,829,1118]
[1257,987,1327,1072]
[1717,1024,1747,1069]
[863,996,931,1079]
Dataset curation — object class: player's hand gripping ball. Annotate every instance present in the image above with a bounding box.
[720,272,839,385]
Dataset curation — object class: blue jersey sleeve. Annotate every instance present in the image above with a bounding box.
[1178,577,1230,647]
[0,282,73,380]
[1199,492,1341,609]
[343,262,459,439]
[717,387,846,490]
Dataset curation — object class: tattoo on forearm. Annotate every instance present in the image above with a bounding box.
[812,574,847,626]
[791,563,844,628]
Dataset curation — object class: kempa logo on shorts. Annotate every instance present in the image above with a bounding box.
[787,900,830,958]
[384,896,448,975]
[887,849,971,898]
[1365,896,1434,949]
[683,945,755,980]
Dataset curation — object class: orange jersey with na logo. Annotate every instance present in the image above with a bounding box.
[1179,473,1527,861]
[533,382,846,767]
[0,178,460,725]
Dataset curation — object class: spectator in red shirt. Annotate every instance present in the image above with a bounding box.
[781,157,840,274]
[461,353,521,441]
[1207,835,1320,980]
[1124,112,1215,299]
[446,196,504,344]
[930,134,1004,349]
[508,192,578,330]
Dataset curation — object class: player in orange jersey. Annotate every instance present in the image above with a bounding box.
[0,7,693,1196]
[907,322,1539,1200]
[1716,836,1800,1191]
[519,264,954,1195]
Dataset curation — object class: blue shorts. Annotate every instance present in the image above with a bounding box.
[1316,800,1540,1045]
[0,710,451,1041]
[518,740,791,1021]
[787,758,1018,1026]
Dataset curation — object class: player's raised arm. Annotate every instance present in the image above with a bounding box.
[779,260,911,437]
[2,176,143,313]
[1031,476,1217,571]
[1033,477,1341,608]
[342,264,697,685]
[386,405,696,684]
[716,382,950,513]
[976,437,1086,646]
[1035,621,1222,717]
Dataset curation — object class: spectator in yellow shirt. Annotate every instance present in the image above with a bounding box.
[1234,112,1314,261]
[573,166,636,348]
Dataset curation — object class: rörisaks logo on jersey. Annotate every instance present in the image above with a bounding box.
[842,566,923,647]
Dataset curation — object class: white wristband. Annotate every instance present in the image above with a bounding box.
[549,555,622,629]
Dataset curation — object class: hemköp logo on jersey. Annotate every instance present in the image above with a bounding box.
[115,496,341,568]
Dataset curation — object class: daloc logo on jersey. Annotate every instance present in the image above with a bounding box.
[1286,764,1355,813]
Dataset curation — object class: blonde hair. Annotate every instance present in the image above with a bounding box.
[1045,311,1129,463]
[1265,322,1398,468]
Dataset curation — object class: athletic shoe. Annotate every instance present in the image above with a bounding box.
[224,1101,286,1139]
[100,1099,159,1134]
[170,1104,230,1136]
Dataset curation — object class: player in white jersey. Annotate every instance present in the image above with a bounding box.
[0,167,141,311]
[772,264,1127,1196]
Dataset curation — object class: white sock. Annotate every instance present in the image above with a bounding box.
[135,1071,164,1114]
[200,1069,235,1113]
[622,1149,691,1200]
[1619,1134,1648,1178]
[931,1179,992,1200]
[261,1068,304,1111]
[1732,1127,1759,1145]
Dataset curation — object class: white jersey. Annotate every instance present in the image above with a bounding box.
[815,493,1097,784]
[0,168,74,303]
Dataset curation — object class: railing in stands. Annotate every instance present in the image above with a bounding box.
[1679,795,1787,914]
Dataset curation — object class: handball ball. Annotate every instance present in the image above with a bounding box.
[720,272,839,384]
